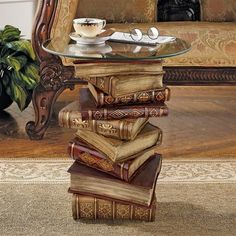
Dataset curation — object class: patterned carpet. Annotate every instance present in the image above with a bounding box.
[0,159,236,236]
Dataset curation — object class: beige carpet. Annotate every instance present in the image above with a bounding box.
[0,159,236,236]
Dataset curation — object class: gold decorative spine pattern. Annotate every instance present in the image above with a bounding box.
[97,87,171,106]
[72,194,156,221]
[59,109,147,140]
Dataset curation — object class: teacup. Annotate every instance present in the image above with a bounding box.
[73,18,106,38]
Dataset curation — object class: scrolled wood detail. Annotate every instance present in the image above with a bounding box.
[32,0,59,62]
[163,67,236,85]
[40,59,75,90]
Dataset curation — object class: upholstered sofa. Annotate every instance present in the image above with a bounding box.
[77,0,236,84]
[27,0,236,139]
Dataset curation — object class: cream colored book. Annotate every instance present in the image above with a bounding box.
[76,123,162,163]
[58,101,148,140]
[80,73,164,97]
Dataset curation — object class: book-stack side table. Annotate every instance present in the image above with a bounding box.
[37,37,191,222]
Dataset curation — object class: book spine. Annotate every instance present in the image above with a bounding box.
[68,141,130,182]
[96,87,171,107]
[81,106,169,120]
[72,194,156,222]
[59,111,135,140]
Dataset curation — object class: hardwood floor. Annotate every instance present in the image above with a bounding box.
[0,86,236,159]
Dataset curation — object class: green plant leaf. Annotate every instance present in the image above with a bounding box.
[8,79,28,111]
[12,69,38,90]
[0,25,21,42]
[4,55,28,71]
[23,63,40,83]
[5,40,36,60]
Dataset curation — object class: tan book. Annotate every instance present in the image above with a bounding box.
[80,73,164,97]
[68,154,162,206]
[59,101,148,140]
[76,123,162,163]
[71,194,156,222]
[88,83,171,107]
[73,60,163,78]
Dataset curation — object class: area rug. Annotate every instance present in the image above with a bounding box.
[0,159,236,236]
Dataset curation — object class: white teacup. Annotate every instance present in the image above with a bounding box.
[73,18,106,38]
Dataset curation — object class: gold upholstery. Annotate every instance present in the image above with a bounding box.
[109,22,236,67]
[76,0,157,23]
[50,0,79,40]
[200,0,236,22]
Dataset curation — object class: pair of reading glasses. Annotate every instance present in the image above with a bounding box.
[126,27,159,41]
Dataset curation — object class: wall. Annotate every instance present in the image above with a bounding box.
[0,0,38,39]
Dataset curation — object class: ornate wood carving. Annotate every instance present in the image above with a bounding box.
[25,59,75,140]
[158,0,200,21]
[163,67,236,85]
[32,0,59,62]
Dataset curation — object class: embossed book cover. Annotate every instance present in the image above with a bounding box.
[88,83,171,107]
[79,88,168,120]
[68,138,161,182]
[68,154,162,206]
[59,101,148,140]
[72,194,156,221]
[76,123,162,163]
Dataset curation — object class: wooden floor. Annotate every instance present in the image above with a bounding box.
[0,86,236,160]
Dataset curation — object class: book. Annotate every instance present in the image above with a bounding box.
[71,194,156,222]
[76,123,162,163]
[71,60,163,78]
[88,83,171,107]
[68,153,162,206]
[80,73,164,97]
[59,101,148,140]
[68,138,161,182]
[78,88,168,120]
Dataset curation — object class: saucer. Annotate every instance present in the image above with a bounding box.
[67,44,112,57]
[69,30,110,45]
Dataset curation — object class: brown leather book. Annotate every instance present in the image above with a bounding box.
[88,83,171,107]
[79,88,168,120]
[68,138,161,182]
[68,154,162,206]
[71,194,156,222]
[76,123,163,163]
[59,101,148,140]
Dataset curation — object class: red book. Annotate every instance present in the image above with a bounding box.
[68,154,162,206]
[68,137,161,182]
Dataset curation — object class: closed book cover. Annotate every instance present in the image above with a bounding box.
[79,88,168,120]
[59,101,148,140]
[72,194,156,222]
[88,83,171,107]
[73,60,163,97]
[76,123,163,163]
[68,154,162,206]
[68,138,162,182]
[80,73,164,97]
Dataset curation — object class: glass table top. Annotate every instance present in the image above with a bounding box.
[43,35,191,61]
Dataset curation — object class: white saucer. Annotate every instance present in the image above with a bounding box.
[69,31,110,45]
[66,44,112,57]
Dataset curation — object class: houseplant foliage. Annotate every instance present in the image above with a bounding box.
[0,25,39,111]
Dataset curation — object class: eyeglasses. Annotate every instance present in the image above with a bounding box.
[125,26,159,42]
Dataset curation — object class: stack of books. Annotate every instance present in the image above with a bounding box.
[59,61,170,222]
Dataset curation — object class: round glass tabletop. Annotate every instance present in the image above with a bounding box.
[43,35,191,61]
